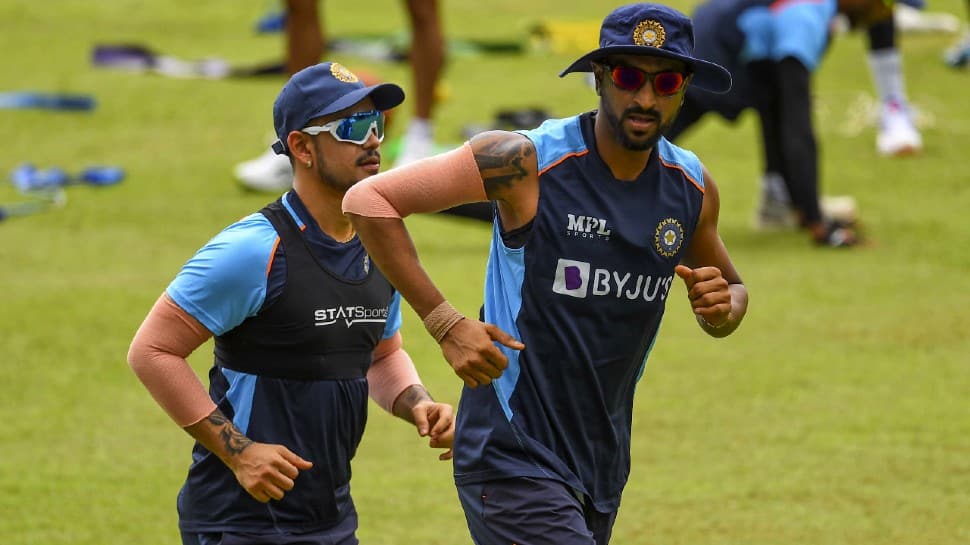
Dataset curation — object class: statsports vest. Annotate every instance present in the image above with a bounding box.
[177,198,393,534]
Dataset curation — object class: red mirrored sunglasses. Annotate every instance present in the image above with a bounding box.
[600,63,689,96]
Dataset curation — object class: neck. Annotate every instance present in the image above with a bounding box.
[592,111,653,181]
[292,176,355,243]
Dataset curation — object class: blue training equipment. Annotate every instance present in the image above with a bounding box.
[10,164,124,193]
[0,92,96,111]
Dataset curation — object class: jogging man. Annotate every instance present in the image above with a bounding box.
[129,61,453,545]
[342,4,748,543]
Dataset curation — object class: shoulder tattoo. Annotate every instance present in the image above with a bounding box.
[473,134,534,193]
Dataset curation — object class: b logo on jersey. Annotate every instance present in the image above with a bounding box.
[654,218,684,257]
[552,258,674,301]
[566,213,612,240]
[552,259,591,298]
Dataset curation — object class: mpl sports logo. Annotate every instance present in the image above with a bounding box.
[566,213,612,240]
[314,305,388,327]
[552,258,673,301]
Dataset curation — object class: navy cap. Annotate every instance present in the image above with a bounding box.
[560,3,732,94]
[272,62,404,155]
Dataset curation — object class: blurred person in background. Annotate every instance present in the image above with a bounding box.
[865,12,923,157]
[665,0,902,247]
[944,0,970,67]
[343,4,749,543]
[128,61,453,545]
[235,0,445,192]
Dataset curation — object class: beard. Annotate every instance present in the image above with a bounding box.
[600,100,674,151]
[311,140,378,194]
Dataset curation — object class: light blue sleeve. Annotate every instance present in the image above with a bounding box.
[165,213,277,335]
[516,116,587,172]
[657,138,705,190]
[738,0,836,72]
[381,291,402,339]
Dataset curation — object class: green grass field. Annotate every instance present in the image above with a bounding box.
[1,1,968,543]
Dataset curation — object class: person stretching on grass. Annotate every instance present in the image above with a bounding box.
[664,0,901,247]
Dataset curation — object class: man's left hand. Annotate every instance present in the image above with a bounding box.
[675,264,732,327]
[412,400,455,461]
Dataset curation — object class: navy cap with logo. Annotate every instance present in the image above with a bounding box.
[271,62,405,155]
[560,3,732,94]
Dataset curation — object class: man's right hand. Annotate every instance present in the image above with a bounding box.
[440,319,524,388]
[229,443,313,503]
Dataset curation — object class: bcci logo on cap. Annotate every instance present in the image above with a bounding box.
[633,20,665,47]
[330,62,359,83]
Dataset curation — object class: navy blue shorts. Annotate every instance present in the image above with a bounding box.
[180,510,358,545]
[457,477,617,545]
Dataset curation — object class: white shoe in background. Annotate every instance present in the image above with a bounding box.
[393,118,435,168]
[894,4,961,34]
[234,147,293,192]
[752,173,859,230]
[877,100,923,157]
[819,195,858,225]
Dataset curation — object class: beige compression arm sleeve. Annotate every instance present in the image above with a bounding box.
[342,142,487,218]
[127,294,217,427]
[366,332,422,413]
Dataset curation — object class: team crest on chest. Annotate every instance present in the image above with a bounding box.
[633,20,666,48]
[654,218,684,257]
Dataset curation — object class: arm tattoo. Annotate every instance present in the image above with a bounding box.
[393,384,433,421]
[207,411,253,455]
[474,135,533,194]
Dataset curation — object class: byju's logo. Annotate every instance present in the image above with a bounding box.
[566,214,612,240]
[552,258,674,301]
[552,259,591,298]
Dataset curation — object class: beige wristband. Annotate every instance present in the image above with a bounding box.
[423,300,465,343]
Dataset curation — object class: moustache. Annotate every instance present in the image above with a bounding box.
[356,151,381,165]
[623,107,661,122]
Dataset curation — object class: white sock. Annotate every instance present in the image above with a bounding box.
[404,117,434,142]
[762,172,790,205]
[394,118,435,165]
[868,49,908,107]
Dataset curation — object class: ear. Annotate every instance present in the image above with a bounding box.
[287,131,314,165]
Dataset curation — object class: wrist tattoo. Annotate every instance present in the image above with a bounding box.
[207,411,253,455]
[393,384,432,420]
